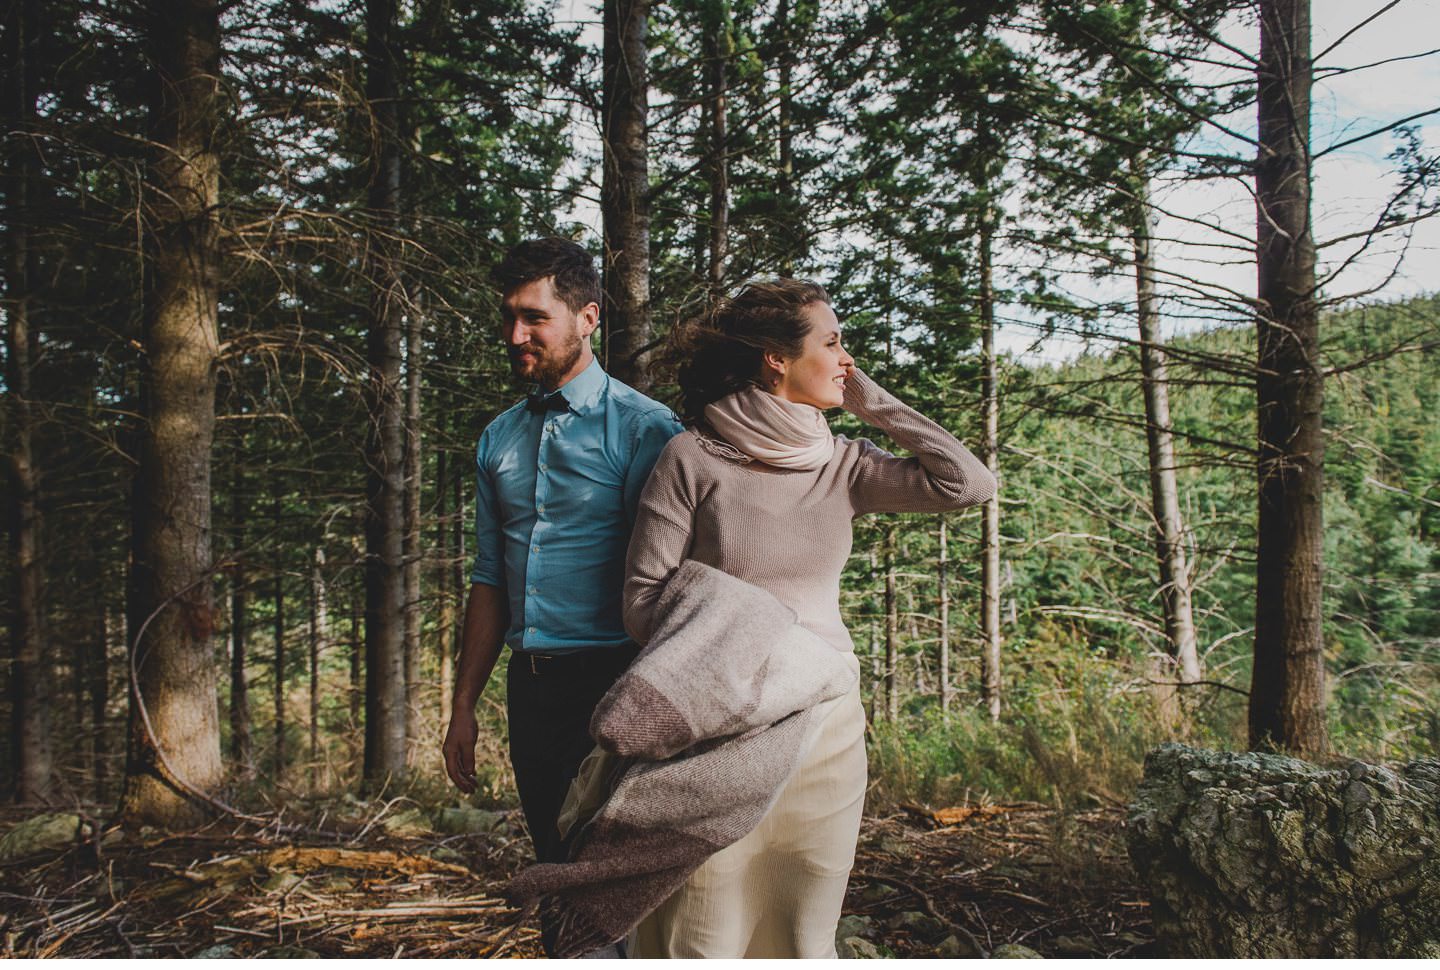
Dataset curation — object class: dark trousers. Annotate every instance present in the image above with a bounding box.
[506,645,637,866]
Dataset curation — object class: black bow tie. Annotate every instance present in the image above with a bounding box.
[526,390,568,414]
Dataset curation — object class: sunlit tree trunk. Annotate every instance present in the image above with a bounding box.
[1250,0,1326,756]
[979,202,1002,722]
[122,0,225,827]
[1132,170,1201,720]
[884,524,898,722]
[938,516,951,715]
[309,546,327,790]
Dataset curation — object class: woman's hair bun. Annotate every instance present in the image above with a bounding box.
[668,279,829,424]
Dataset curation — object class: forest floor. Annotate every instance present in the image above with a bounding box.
[0,799,1153,958]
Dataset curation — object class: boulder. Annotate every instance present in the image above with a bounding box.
[1128,743,1440,957]
[0,813,85,861]
[991,943,1042,958]
[936,934,983,958]
[432,807,506,835]
[886,910,947,941]
[837,937,886,959]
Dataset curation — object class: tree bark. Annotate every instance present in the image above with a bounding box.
[363,0,409,785]
[349,595,362,757]
[938,516,951,715]
[1132,172,1202,713]
[122,0,225,827]
[884,524,899,722]
[229,462,252,778]
[93,607,112,800]
[602,0,654,389]
[1250,0,1326,757]
[705,1,730,293]
[436,448,454,729]
[979,203,1002,723]
[774,0,795,275]
[402,291,422,763]
[310,546,327,791]
[273,518,286,783]
[5,0,52,804]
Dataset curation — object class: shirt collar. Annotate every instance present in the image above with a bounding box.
[541,355,607,416]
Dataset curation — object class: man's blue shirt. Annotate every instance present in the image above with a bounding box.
[469,357,683,653]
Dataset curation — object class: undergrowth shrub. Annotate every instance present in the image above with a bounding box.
[864,655,1231,811]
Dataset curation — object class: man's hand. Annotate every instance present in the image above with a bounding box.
[443,707,480,794]
[441,583,509,794]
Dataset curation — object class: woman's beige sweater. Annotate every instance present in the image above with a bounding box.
[624,369,997,653]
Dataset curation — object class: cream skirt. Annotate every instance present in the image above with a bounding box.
[629,667,867,959]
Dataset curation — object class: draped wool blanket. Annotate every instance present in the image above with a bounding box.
[505,559,859,957]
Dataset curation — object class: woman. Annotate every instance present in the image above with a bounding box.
[622,279,996,958]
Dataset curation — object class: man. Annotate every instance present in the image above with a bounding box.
[441,237,681,954]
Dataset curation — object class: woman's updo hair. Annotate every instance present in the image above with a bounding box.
[669,278,830,424]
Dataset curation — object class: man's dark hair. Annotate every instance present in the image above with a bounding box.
[491,237,602,313]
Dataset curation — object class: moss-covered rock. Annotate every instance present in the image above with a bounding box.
[1128,743,1440,957]
[0,813,85,861]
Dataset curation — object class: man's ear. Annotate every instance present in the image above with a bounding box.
[579,302,600,337]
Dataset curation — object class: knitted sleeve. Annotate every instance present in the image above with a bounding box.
[623,436,699,646]
[842,368,997,515]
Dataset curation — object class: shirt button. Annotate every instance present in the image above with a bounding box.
[527,627,536,635]
[537,503,545,513]
[531,544,539,553]
[538,462,547,472]
[527,585,536,594]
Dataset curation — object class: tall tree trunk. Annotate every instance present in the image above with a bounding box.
[310,546,327,791]
[229,463,252,778]
[884,524,898,722]
[363,0,409,784]
[979,203,1002,722]
[5,0,52,804]
[436,448,453,729]
[774,0,795,275]
[1132,172,1202,718]
[938,516,951,715]
[705,1,729,293]
[402,292,422,763]
[122,0,224,827]
[92,606,112,800]
[349,594,362,759]
[602,0,653,389]
[272,517,286,783]
[1250,0,1326,756]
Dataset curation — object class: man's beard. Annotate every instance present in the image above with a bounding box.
[510,329,585,389]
